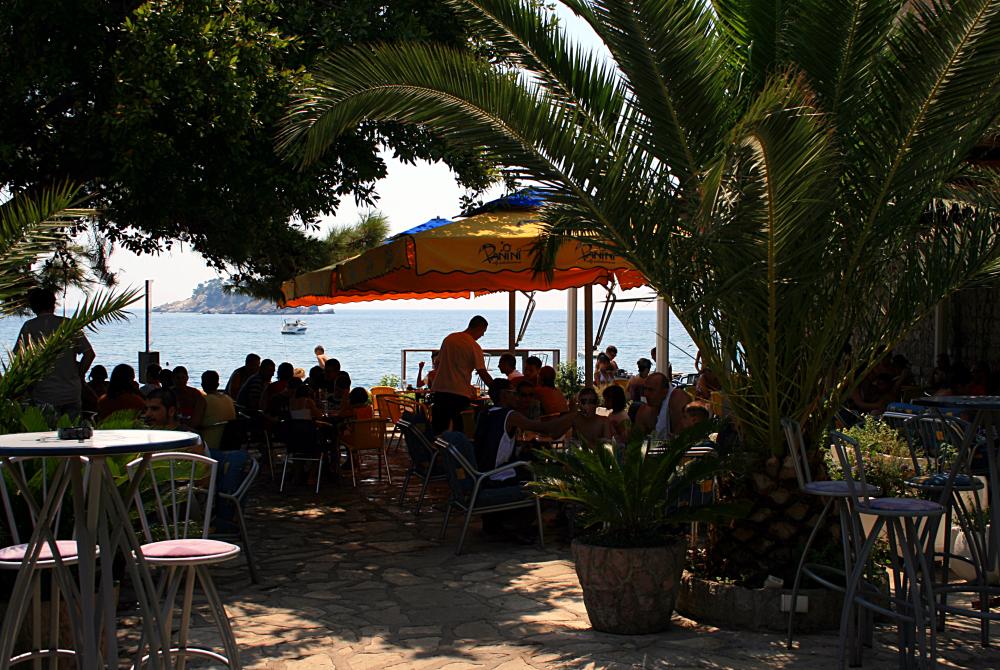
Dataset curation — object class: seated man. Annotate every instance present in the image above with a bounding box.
[200,370,236,451]
[634,370,687,440]
[225,353,260,399]
[172,366,207,429]
[627,358,653,403]
[533,365,569,415]
[678,401,711,431]
[497,353,524,382]
[522,356,542,387]
[474,380,575,483]
[139,363,162,397]
[143,388,206,455]
[237,358,275,411]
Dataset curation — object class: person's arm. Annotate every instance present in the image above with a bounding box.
[668,390,688,436]
[634,404,656,436]
[475,367,494,387]
[416,361,427,388]
[507,410,576,438]
[78,347,96,379]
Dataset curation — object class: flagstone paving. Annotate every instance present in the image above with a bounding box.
[198,457,1000,669]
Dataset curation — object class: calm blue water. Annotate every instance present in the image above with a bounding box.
[0,309,697,388]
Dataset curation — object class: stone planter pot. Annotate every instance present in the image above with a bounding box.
[571,538,686,635]
[675,572,843,632]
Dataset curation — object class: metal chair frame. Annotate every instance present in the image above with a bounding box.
[831,431,944,670]
[781,418,879,651]
[397,419,447,514]
[340,418,391,487]
[435,434,543,556]
[278,419,328,494]
[216,457,261,584]
[903,411,996,642]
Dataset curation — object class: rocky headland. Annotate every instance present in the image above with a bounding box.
[154,279,317,314]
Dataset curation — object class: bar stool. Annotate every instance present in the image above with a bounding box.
[831,431,944,669]
[0,457,88,666]
[127,452,242,668]
[782,418,879,650]
[903,413,990,637]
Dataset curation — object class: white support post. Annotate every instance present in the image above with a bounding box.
[656,296,670,376]
[566,288,578,368]
[584,285,594,387]
[508,291,516,352]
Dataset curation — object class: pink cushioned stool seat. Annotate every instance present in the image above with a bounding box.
[0,540,79,564]
[140,538,240,563]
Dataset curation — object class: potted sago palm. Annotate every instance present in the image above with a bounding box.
[531,422,743,634]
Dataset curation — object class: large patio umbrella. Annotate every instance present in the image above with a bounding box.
[281,209,646,307]
[280,195,650,382]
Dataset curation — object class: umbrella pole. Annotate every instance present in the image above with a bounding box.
[508,291,516,352]
[566,288,578,369]
[656,297,670,375]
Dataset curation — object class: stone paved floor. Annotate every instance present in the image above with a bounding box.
[195,453,1000,669]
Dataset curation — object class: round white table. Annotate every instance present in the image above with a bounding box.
[0,429,200,669]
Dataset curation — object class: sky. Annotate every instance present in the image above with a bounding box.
[68,4,655,311]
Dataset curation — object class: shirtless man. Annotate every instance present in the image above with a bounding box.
[635,370,687,440]
[571,387,612,448]
[627,357,652,403]
[314,345,328,369]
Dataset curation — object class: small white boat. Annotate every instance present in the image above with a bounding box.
[281,319,307,335]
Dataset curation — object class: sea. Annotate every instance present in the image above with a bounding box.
[0,309,697,389]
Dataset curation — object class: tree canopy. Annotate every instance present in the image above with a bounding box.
[279,0,1000,579]
[0,0,498,296]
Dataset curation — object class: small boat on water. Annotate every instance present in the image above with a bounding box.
[281,319,307,335]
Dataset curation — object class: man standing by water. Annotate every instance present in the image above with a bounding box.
[431,315,493,434]
[15,288,95,418]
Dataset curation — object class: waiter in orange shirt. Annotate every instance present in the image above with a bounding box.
[431,315,494,434]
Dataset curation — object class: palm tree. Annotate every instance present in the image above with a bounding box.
[1,184,139,429]
[278,0,1000,580]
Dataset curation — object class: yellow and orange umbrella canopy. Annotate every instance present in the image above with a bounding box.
[281,205,646,307]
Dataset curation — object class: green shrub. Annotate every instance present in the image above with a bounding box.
[826,419,914,498]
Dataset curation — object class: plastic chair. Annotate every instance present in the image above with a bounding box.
[397,417,447,513]
[0,456,89,666]
[781,418,879,650]
[213,456,261,584]
[340,418,391,487]
[830,431,944,670]
[127,452,242,669]
[368,386,396,417]
[278,419,327,493]
[378,394,418,450]
[435,432,543,555]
